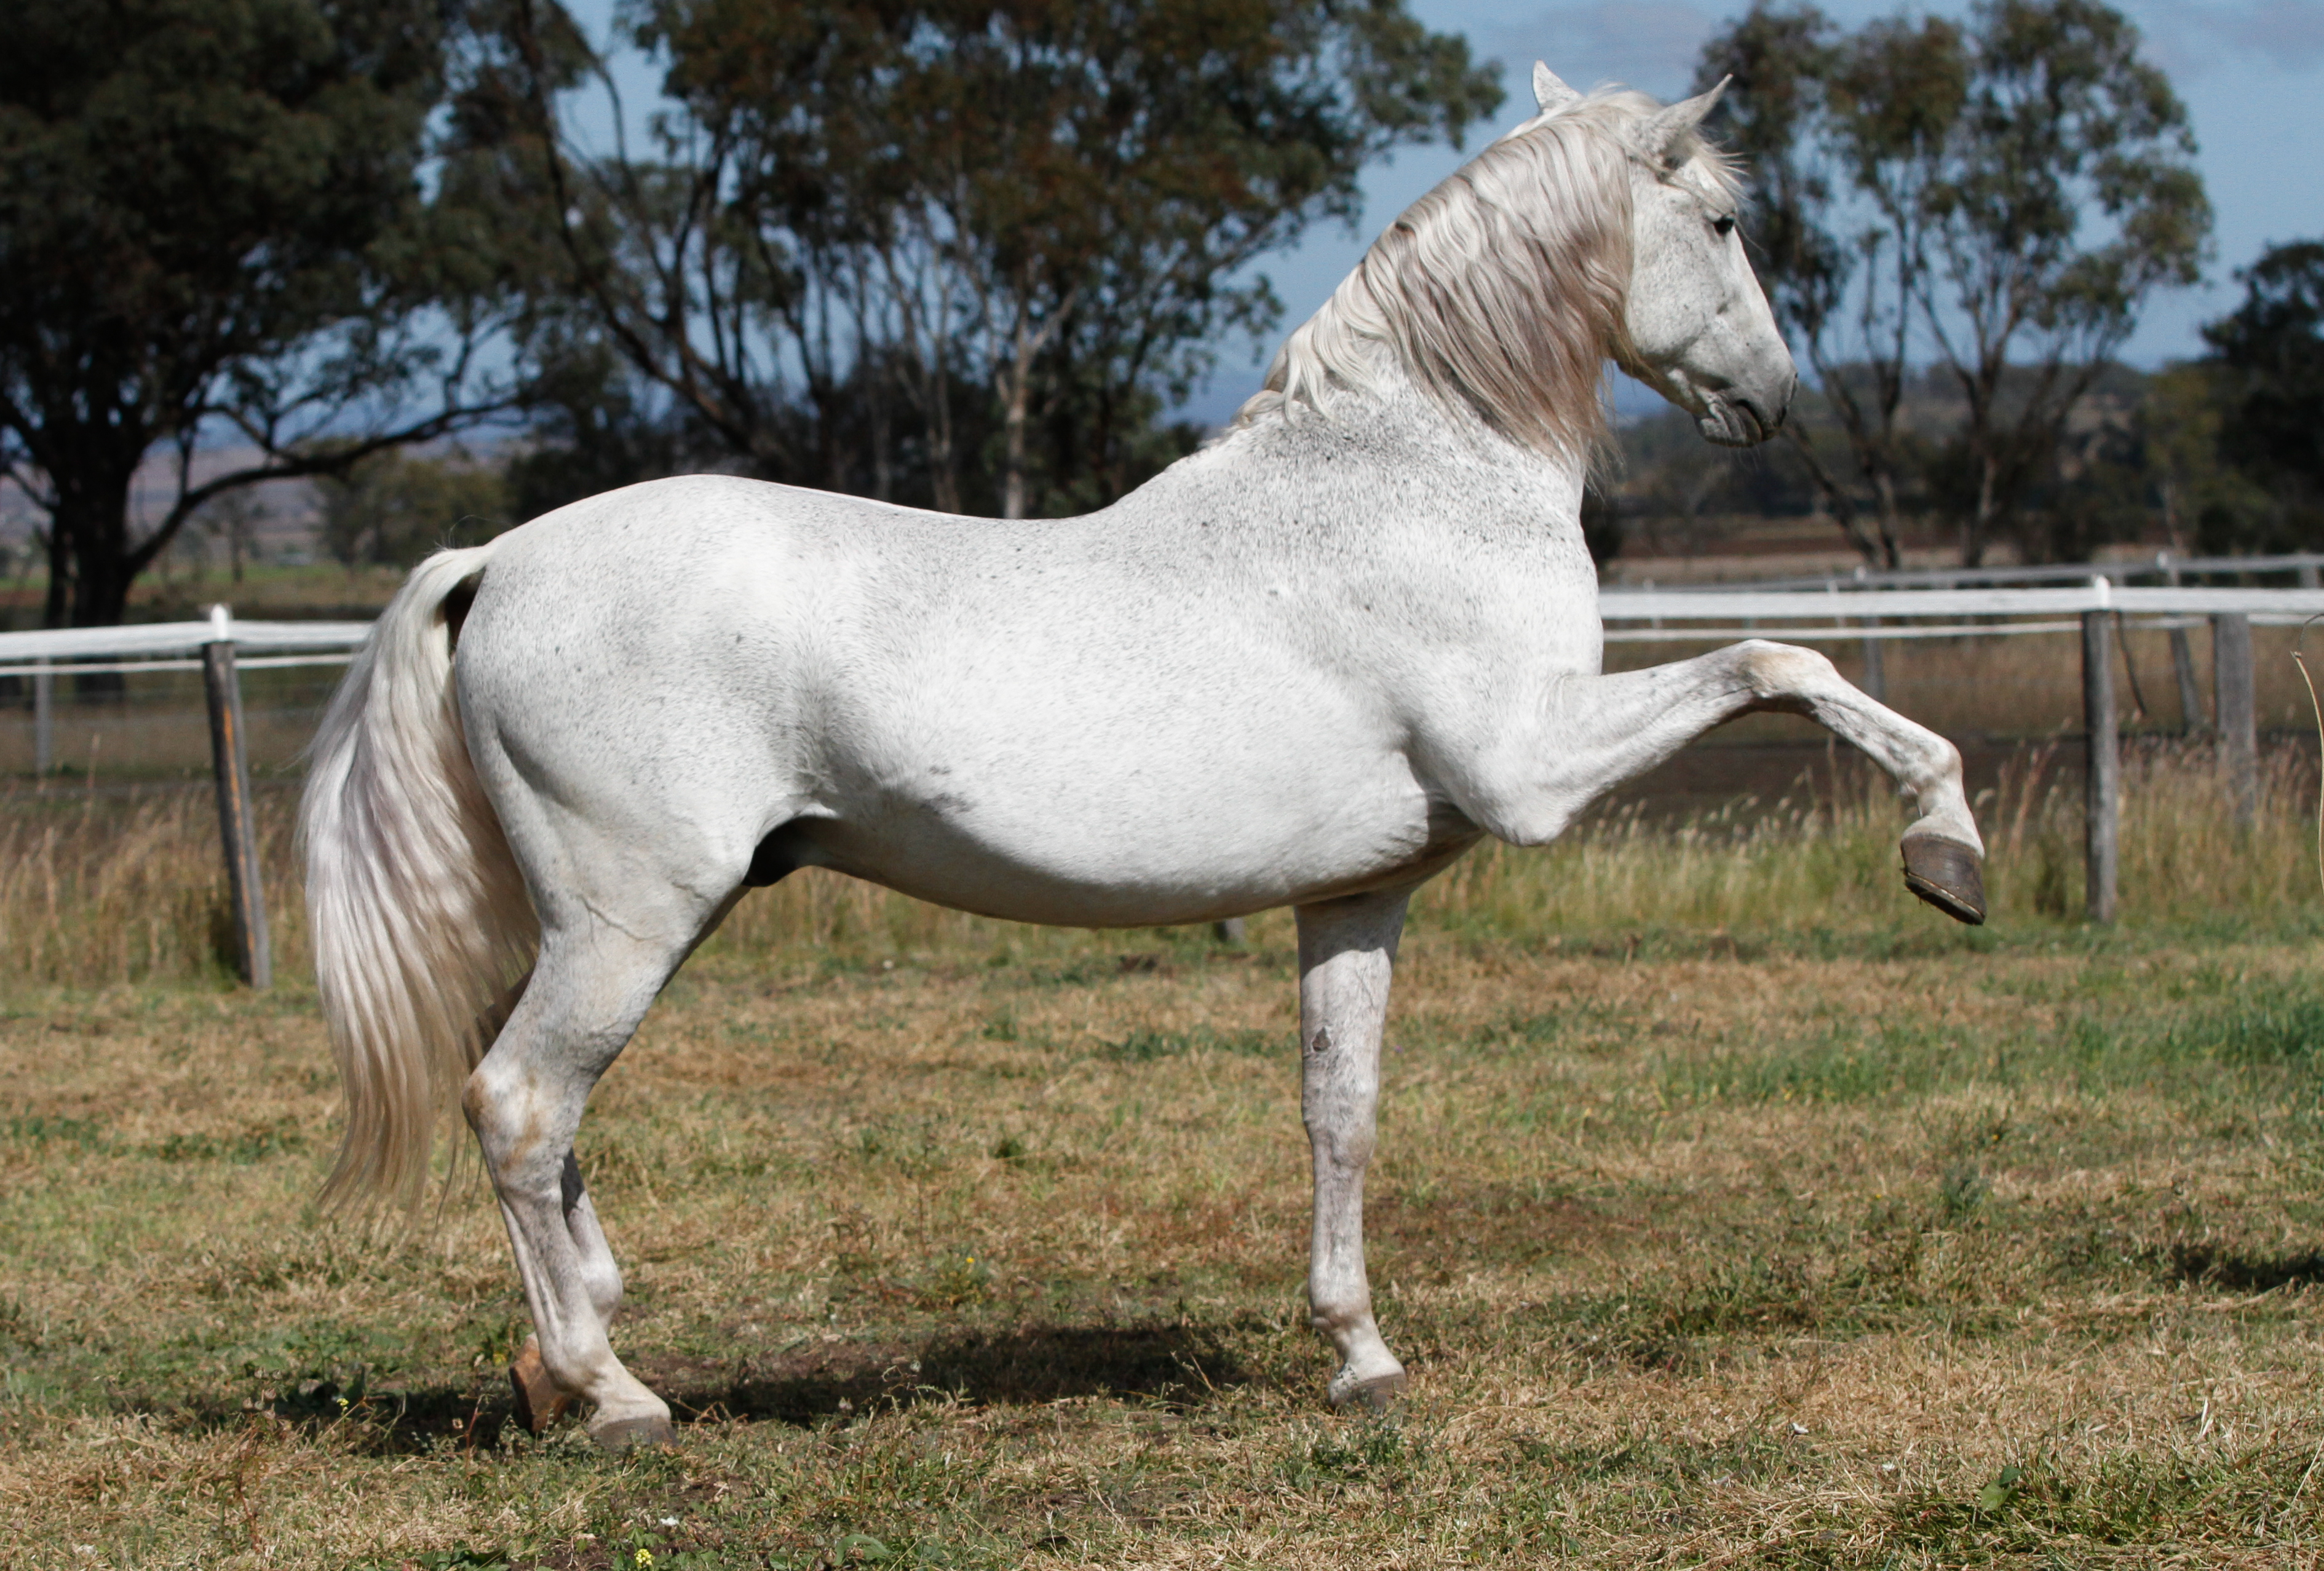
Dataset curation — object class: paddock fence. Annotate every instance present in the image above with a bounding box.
[6,550,2324,981]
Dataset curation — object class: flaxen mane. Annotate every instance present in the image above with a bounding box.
[1235,89,1742,462]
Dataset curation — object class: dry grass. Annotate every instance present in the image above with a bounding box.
[0,786,309,987]
[3,740,2324,1566]
[6,920,2324,1567]
[1605,622,2318,748]
[5,737,2310,990]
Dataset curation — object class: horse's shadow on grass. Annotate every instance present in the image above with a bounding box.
[2163,1242,2324,1292]
[194,1323,1255,1450]
[663,1322,1255,1427]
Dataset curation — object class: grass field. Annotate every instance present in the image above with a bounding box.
[5,745,2324,1567]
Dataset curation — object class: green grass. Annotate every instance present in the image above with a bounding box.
[6,738,2324,1565]
[9,913,2324,1565]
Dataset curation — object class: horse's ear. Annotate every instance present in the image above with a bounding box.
[1640,77,1729,164]
[1533,62,1580,113]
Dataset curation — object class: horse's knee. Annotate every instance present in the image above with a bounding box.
[1734,639,1836,700]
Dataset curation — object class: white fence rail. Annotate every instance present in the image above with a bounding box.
[1628,548,2324,595]
[7,581,2320,969]
[0,615,368,676]
[1598,582,2324,638]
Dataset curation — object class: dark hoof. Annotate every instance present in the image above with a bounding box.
[592,1415,679,1451]
[1328,1370,1407,1412]
[509,1342,572,1434]
[1902,834,1986,925]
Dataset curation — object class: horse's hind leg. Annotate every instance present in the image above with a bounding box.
[1296,888,1413,1409]
[507,1152,617,1434]
[464,923,694,1449]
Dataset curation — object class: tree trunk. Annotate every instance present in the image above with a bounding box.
[49,468,138,630]
[1784,427,1884,567]
[1868,468,1903,568]
[869,375,894,503]
[926,358,960,515]
[1962,448,1999,568]
[1001,321,1034,521]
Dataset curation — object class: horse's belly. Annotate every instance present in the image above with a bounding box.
[788,749,1474,927]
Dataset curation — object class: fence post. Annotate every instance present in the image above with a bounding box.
[2211,612,2257,828]
[33,659,52,775]
[202,605,272,989]
[2160,558,2204,734]
[1852,564,1886,701]
[2082,593,2119,924]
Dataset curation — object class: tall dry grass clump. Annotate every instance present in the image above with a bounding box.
[1424,737,2319,938]
[1,740,2314,991]
[0,786,306,987]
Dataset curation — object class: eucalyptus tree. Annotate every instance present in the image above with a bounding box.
[1927,0,2209,563]
[0,0,524,628]
[2199,241,2324,547]
[484,0,1501,518]
[1697,0,2209,566]
[1697,4,1953,567]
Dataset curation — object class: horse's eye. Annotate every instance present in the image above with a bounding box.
[1713,215,1737,237]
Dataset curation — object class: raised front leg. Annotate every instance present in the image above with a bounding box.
[1480,640,1986,922]
[1295,888,1413,1409]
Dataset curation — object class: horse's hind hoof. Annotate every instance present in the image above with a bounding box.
[509,1340,573,1434]
[1327,1369,1407,1412]
[1902,834,1986,925]
[591,1414,679,1452]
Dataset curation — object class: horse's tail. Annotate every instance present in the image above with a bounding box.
[299,542,537,1211]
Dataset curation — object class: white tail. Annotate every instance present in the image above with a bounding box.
[300,544,537,1209]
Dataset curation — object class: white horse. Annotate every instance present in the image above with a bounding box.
[302,68,1985,1449]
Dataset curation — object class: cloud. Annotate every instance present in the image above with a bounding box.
[2130,0,2324,77]
[1478,4,1724,103]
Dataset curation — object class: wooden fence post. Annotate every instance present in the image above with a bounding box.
[2161,560,2204,734]
[2211,612,2257,828]
[2082,601,2119,923]
[33,659,52,775]
[1852,565,1886,701]
[202,605,272,989]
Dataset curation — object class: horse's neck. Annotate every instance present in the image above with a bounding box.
[1159,371,1594,566]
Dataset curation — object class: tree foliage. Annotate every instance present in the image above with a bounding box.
[2202,242,2324,538]
[0,0,525,627]
[466,0,1501,519]
[1698,0,2208,565]
[317,450,511,568]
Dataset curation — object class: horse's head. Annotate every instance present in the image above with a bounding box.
[1529,65,1798,448]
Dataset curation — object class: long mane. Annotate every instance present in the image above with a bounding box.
[1234,89,1742,463]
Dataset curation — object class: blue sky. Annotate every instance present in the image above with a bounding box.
[569,1,2324,420]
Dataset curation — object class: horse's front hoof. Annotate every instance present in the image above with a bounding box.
[1327,1367,1407,1412]
[1902,833,1986,925]
[509,1340,573,1434]
[591,1414,680,1451]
